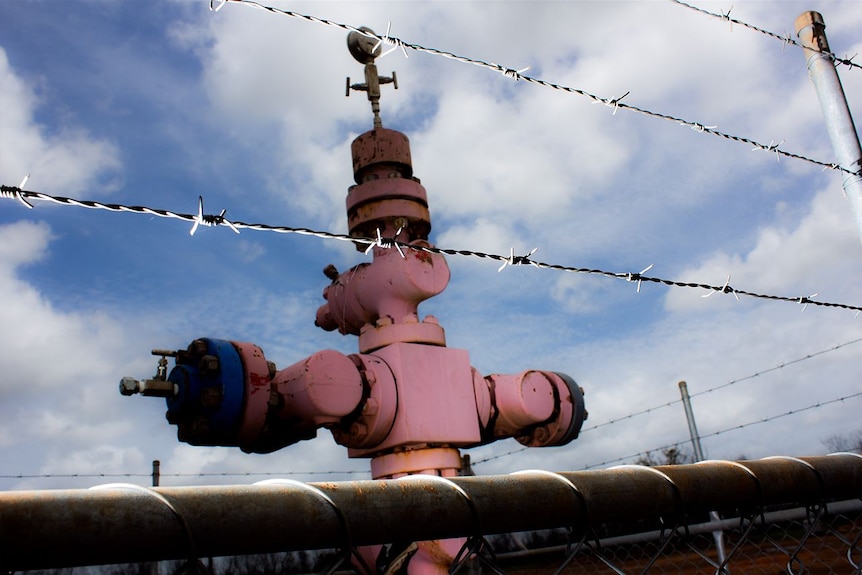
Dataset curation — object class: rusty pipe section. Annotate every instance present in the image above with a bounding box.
[1,454,860,571]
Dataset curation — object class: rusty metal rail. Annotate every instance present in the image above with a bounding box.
[1,454,860,572]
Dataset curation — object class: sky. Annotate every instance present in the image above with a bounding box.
[0,0,861,491]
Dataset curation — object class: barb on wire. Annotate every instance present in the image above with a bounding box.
[667,0,862,71]
[627,264,654,293]
[12,175,33,208]
[686,122,719,133]
[190,196,239,236]
[213,0,853,177]
[4,185,862,315]
[799,293,818,312]
[702,274,739,301]
[372,21,409,59]
[752,139,785,162]
[596,90,630,116]
[496,65,531,81]
[365,227,405,257]
[497,247,538,272]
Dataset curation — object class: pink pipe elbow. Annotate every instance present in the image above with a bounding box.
[316,240,450,336]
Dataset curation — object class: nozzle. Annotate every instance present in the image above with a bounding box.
[118,376,177,397]
[119,376,140,396]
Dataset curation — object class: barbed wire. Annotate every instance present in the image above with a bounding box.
[469,446,529,467]
[668,0,862,71]
[5,185,862,314]
[583,336,862,435]
[580,389,862,470]
[210,0,858,178]
[0,469,368,481]
[583,391,862,469]
[471,338,862,467]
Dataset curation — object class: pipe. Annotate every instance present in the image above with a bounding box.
[795,11,862,245]
[1,454,859,571]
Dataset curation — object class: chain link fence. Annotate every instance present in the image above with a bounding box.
[489,500,861,575]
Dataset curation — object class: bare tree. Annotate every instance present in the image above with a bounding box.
[823,430,862,454]
[635,446,695,466]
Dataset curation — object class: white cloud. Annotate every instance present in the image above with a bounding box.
[0,47,122,195]
[437,216,524,257]
[0,223,129,399]
[666,184,862,313]
[236,238,266,263]
[0,221,158,471]
[40,445,146,476]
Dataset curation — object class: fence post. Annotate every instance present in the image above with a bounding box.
[795,11,862,246]
[679,381,727,565]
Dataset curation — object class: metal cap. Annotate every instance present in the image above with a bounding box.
[351,128,413,182]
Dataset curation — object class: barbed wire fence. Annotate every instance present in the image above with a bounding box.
[668,0,862,72]
[209,0,861,178]
[486,500,862,575]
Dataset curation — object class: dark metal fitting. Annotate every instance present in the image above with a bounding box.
[198,354,220,376]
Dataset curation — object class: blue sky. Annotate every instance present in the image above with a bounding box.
[1,0,861,490]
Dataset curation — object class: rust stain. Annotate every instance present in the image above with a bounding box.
[413,250,433,264]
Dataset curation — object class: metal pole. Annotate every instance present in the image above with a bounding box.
[150,460,162,575]
[795,11,862,245]
[1,455,859,572]
[678,381,705,461]
[678,381,726,566]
